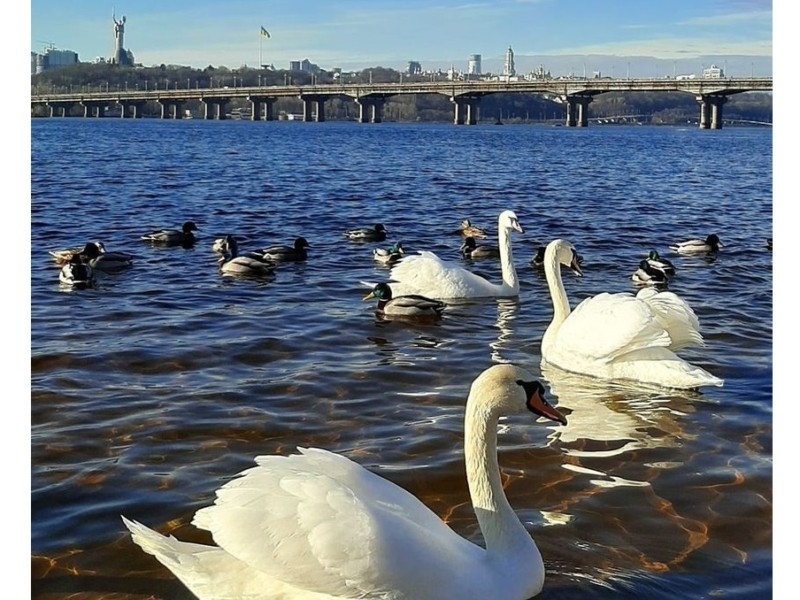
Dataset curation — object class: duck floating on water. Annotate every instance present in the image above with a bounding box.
[373,242,405,265]
[455,219,488,239]
[363,282,445,321]
[669,234,723,255]
[345,223,387,242]
[631,259,669,287]
[218,235,275,277]
[49,241,106,265]
[460,236,500,260]
[645,250,676,278]
[81,242,133,272]
[260,237,310,262]
[59,254,95,288]
[141,221,198,247]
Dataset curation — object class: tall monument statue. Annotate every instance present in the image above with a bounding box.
[112,12,127,64]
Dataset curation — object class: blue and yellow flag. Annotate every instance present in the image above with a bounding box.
[260,26,270,38]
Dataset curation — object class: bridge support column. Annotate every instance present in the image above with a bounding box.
[202,101,228,120]
[455,97,480,125]
[303,99,314,122]
[356,98,384,123]
[697,94,727,129]
[249,97,276,121]
[452,98,466,125]
[301,96,326,122]
[576,96,593,127]
[562,95,593,127]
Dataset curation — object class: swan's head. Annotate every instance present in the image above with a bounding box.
[498,210,524,234]
[545,239,583,276]
[470,364,567,425]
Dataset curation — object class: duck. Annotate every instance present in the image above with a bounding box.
[540,238,723,389]
[363,282,445,320]
[530,246,546,269]
[141,221,198,246]
[373,242,405,265]
[455,219,488,239]
[211,237,228,254]
[387,210,524,299]
[345,223,387,242]
[49,241,106,265]
[669,234,723,255]
[259,237,310,262]
[218,235,275,276]
[460,236,500,260]
[122,363,567,600]
[631,259,669,287]
[645,250,676,278]
[59,254,94,288]
[81,242,133,272]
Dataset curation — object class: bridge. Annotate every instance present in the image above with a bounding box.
[31,76,772,129]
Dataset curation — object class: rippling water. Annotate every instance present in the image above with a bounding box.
[31,119,772,599]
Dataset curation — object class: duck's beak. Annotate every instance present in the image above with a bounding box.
[362,291,376,301]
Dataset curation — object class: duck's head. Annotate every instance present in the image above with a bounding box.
[390,242,404,255]
[546,239,583,276]
[363,282,392,302]
[183,221,199,233]
[82,242,103,259]
[706,234,723,248]
[374,224,387,233]
[498,210,524,234]
[648,250,661,260]
[294,237,310,250]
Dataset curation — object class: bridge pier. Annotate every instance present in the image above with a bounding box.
[562,95,593,127]
[451,96,480,125]
[300,96,326,122]
[119,101,146,118]
[81,102,105,117]
[357,97,385,123]
[202,100,228,120]
[47,103,72,117]
[157,99,184,119]
[696,94,728,129]
[249,97,276,121]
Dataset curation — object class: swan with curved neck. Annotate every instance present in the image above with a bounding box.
[123,363,566,600]
[541,238,723,389]
[388,210,524,299]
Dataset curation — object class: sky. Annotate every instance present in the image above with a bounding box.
[27,0,774,75]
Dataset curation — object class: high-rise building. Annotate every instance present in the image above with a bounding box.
[407,61,422,75]
[503,46,515,77]
[32,46,79,74]
[468,54,481,76]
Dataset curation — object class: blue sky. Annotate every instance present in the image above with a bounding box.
[28,0,774,74]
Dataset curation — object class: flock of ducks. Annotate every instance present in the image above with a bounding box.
[51,210,752,600]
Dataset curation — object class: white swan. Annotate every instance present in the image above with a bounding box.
[388,210,524,299]
[541,239,723,389]
[122,363,567,600]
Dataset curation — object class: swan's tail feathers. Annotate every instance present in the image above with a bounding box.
[668,245,679,252]
[359,280,377,289]
[637,289,704,350]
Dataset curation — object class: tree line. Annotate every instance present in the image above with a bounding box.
[31,63,772,125]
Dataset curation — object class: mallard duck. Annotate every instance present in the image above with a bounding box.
[530,246,546,269]
[260,237,310,262]
[460,236,500,260]
[669,234,723,255]
[59,254,94,288]
[211,238,227,254]
[540,238,723,389]
[218,235,275,276]
[388,210,524,299]
[49,241,106,265]
[645,250,676,277]
[363,282,445,320]
[631,259,669,287]
[373,242,405,265]
[81,242,133,272]
[141,221,198,246]
[455,219,488,239]
[345,223,387,242]
[123,363,566,600]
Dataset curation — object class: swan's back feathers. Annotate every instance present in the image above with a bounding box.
[559,293,673,363]
[389,251,504,299]
[635,288,704,350]
[191,448,480,597]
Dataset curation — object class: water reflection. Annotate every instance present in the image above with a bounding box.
[490,298,519,363]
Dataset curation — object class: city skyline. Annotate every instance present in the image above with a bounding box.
[29,0,774,75]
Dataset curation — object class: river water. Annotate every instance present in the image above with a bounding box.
[30,118,773,599]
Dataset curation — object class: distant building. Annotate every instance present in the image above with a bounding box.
[289,60,301,71]
[703,64,724,79]
[468,54,481,76]
[407,61,422,75]
[31,46,79,74]
[289,59,320,73]
[502,46,515,77]
[529,64,552,80]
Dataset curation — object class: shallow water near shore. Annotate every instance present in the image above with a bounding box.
[31,119,772,599]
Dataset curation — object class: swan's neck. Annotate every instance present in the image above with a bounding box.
[498,226,519,293]
[464,402,534,554]
[542,247,571,352]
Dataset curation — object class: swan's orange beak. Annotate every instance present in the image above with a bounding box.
[521,380,567,425]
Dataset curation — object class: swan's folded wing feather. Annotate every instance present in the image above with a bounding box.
[192,448,475,596]
[558,292,672,362]
[389,251,494,298]
[635,288,704,350]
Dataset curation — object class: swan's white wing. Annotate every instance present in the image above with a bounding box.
[557,292,672,363]
[388,251,495,298]
[192,448,479,597]
[635,288,704,350]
